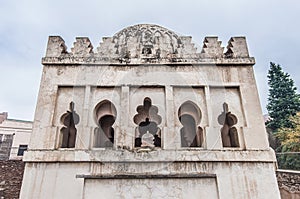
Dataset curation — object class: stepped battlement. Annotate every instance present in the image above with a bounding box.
[43,24,253,65]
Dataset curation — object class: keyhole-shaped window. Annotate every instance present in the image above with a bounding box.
[94,100,117,148]
[178,101,203,147]
[218,103,239,147]
[60,102,80,148]
[133,98,162,147]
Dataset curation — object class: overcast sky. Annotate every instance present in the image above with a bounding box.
[0,0,300,121]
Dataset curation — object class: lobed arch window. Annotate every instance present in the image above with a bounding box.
[178,101,203,147]
[60,102,80,148]
[218,103,240,147]
[94,100,117,148]
[133,97,162,148]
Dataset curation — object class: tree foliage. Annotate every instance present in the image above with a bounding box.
[276,113,300,152]
[266,62,300,170]
[266,62,300,130]
[276,113,300,170]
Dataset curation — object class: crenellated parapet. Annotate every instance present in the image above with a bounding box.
[201,37,224,58]
[45,36,67,57]
[71,37,94,57]
[43,24,254,65]
[225,37,249,58]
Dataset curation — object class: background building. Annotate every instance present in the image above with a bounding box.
[0,112,32,160]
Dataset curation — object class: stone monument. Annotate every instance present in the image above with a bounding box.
[20,24,280,198]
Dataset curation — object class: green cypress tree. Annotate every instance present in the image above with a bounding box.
[266,62,300,130]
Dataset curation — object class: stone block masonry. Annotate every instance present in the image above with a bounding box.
[0,160,25,199]
[277,170,300,199]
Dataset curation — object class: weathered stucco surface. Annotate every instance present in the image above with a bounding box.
[21,161,279,199]
[21,24,280,199]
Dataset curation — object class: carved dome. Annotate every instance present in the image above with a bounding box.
[96,24,198,62]
[112,24,182,50]
[110,24,185,60]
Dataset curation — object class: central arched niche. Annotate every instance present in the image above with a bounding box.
[93,100,117,148]
[178,101,203,147]
[133,97,162,147]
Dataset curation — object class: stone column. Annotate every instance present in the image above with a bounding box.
[76,85,91,149]
[205,86,222,149]
[164,86,179,149]
[119,86,131,149]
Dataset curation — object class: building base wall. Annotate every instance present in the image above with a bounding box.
[20,161,280,199]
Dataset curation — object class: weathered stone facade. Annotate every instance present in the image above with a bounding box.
[20,24,280,198]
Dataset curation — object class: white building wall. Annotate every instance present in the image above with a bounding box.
[0,118,32,160]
